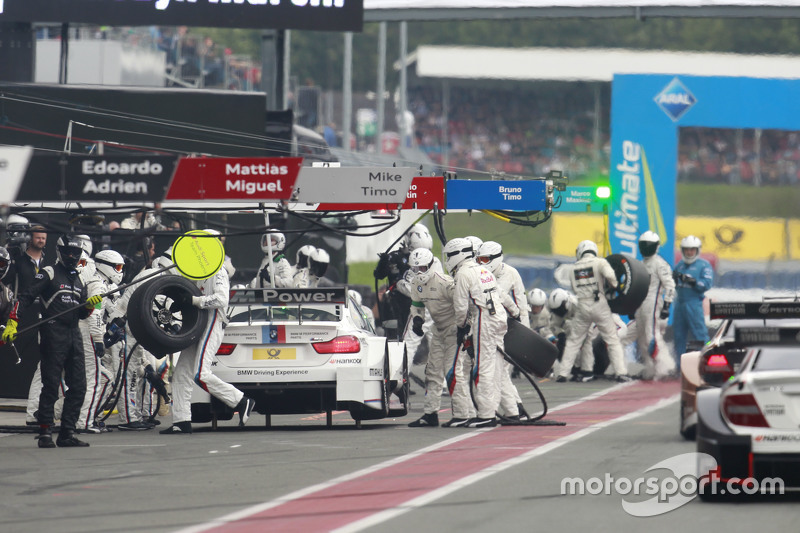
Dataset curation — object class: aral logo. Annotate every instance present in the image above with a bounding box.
[654,77,697,122]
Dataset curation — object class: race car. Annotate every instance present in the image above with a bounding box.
[190,287,409,428]
[680,299,800,440]
[696,325,800,500]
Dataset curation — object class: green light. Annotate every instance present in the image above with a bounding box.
[595,186,611,199]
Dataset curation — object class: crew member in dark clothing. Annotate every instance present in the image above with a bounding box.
[3,236,101,448]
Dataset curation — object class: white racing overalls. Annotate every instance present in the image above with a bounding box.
[171,267,244,424]
[559,255,627,379]
[622,253,676,378]
[453,260,508,419]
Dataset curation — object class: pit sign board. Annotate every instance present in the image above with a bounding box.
[555,186,609,213]
[294,166,415,204]
[446,180,547,211]
[165,157,302,201]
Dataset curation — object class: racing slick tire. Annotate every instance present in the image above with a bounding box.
[605,254,650,316]
[503,318,559,378]
[389,347,410,417]
[128,275,209,357]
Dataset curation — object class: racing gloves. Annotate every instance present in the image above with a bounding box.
[411,316,425,337]
[144,364,170,402]
[456,325,470,347]
[259,266,272,283]
[660,302,671,320]
[673,272,697,286]
[93,341,105,358]
[191,296,204,308]
[2,319,18,343]
[85,294,103,309]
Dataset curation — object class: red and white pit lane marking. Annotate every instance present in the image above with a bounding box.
[177,381,679,533]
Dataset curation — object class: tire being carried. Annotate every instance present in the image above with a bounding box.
[605,254,650,316]
[127,275,209,357]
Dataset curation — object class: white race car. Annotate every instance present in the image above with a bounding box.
[190,287,409,428]
[696,325,800,500]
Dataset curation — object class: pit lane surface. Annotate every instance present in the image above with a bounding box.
[0,378,797,533]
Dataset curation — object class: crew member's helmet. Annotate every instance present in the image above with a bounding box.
[152,246,174,270]
[680,235,702,264]
[443,238,474,274]
[402,224,432,251]
[576,240,598,259]
[527,288,547,309]
[408,248,436,284]
[76,234,93,257]
[476,241,503,273]
[464,236,483,258]
[309,248,330,278]
[296,245,316,269]
[57,235,84,270]
[547,288,573,318]
[95,249,126,285]
[638,231,660,258]
[261,232,286,254]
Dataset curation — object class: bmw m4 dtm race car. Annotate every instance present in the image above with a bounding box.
[190,287,409,427]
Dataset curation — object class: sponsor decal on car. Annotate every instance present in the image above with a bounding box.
[253,348,296,361]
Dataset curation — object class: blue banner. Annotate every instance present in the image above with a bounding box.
[609,74,800,264]
[446,180,547,210]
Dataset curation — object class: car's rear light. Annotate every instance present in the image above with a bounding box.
[216,343,237,356]
[723,394,769,427]
[704,354,732,372]
[312,335,361,354]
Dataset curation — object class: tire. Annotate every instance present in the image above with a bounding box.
[680,399,696,441]
[389,347,410,417]
[503,318,559,378]
[191,403,213,423]
[592,336,610,375]
[605,254,650,316]
[127,275,209,357]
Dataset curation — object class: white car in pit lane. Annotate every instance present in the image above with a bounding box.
[696,325,800,500]
[191,287,409,427]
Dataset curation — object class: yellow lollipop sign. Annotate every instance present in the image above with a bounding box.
[172,230,225,280]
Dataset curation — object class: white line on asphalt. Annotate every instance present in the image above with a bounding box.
[173,382,661,533]
[333,394,679,533]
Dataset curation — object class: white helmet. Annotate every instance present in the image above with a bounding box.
[152,246,174,270]
[309,248,330,278]
[576,239,598,259]
[203,228,226,243]
[348,289,363,307]
[638,231,660,258]
[402,224,431,250]
[5,214,31,246]
[408,247,435,284]
[76,234,93,257]
[547,288,573,318]
[296,244,316,269]
[464,236,483,257]
[477,241,503,273]
[261,232,286,254]
[95,249,125,285]
[406,230,433,251]
[680,235,702,264]
[443,238,474,274]
[527,288,547,308]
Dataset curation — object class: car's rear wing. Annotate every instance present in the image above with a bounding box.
[735,327,800,345]
[229,287,349,306]
[710,301,800,320]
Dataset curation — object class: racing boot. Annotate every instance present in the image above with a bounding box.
[408,412,439,428]
[464,417,497,428]
[37,426,56,449]
[56,431,90,447]
[160,421,192,434]
[441,418,471,428]
[237,396,256,427]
